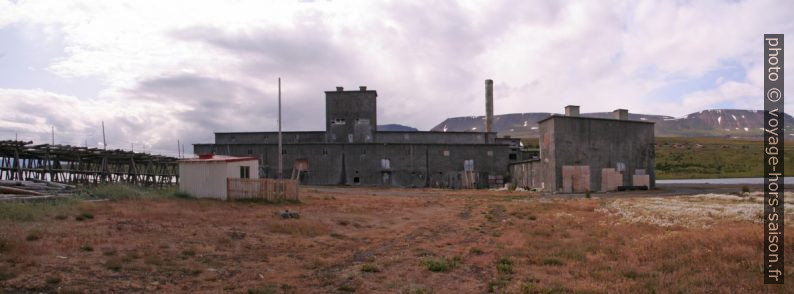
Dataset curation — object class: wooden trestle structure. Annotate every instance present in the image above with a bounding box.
[0,140,178,185]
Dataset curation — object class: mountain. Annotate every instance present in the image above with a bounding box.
[378,124,419,132]
[430,109,794,138]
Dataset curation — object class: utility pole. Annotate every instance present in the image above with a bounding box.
[51,126,54,145]
[177,139,181,158]
[131,143,134,152]
[278,77,283,180]
[102,121,107,150]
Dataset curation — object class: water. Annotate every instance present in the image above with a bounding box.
[657,177,794,185]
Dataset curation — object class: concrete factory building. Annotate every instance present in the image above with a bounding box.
[194,82,520,188]
[510,106,656,193]
[194,82,655,192]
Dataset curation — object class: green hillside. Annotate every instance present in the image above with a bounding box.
[655,137,794,179]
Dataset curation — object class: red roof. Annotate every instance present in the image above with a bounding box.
[178,155,259,163]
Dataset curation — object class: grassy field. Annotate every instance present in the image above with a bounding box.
[520,136,792,180]
[655,137,794,179]
[0,185,792,292]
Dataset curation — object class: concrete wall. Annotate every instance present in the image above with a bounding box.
[325,89,377,143]
[215,132,326,145]
[194,143,512,188]
[538,116,655,193]
[375,131,496,144]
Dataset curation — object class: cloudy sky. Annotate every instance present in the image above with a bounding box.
[0,0,792,156]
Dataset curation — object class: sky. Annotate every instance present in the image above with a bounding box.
[0,0,792,156]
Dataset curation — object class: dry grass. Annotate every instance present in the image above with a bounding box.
[0,187,791,293]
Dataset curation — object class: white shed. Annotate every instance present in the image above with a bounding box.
[178,154,259,200]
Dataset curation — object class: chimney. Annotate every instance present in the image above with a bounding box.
[336,86,344,92]
[565,105,580,117]
[359,86,367,91]
[612,109,629,120]
[485,79,494,133]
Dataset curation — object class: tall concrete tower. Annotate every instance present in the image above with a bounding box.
[485,79,494,133]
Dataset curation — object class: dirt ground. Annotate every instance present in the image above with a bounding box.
[1,186,793,293]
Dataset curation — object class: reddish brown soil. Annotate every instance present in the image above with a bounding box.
[0,187,792,293]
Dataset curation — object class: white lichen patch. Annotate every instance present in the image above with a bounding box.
[596,193,794,228]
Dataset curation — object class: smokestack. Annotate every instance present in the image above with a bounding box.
[565,105,580,117]
[336,86,344,92]
[485,79,494,133]
[612,109,629,120]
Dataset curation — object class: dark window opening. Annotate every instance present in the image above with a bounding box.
[355,170,359,174]
[353,177,360,183]
[322,148,328,155]
[509,153,517,160]
[281,149,286,154]
[247,149,253,155]
[239,166,250,179]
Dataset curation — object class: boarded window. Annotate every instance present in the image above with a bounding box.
[464,159,474,171]
[443,150,450,157]
[381,158,391,169]
[239,166,250,179]
[486,150,493,156]
[348,134,354,143]
[616,162,626,172]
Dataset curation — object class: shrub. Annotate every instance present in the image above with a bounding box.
[424,256,462,272]
[361,263,380,273]
[469,247,483,255]
[585,189,591,198]
[741,185,750,195]
[105,259,122,271]
[173,191,192,199]
[542,258,563,266]
[80,244,93,252]
[25,232,40,241]
[247,286,277,294]
[0,269,16,281]
[496,257,514,274]
[45,276,61,284]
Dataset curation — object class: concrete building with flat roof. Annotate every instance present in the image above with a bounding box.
[194,83,522,188]
[510,107,655,193]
